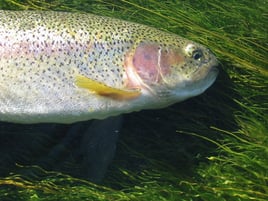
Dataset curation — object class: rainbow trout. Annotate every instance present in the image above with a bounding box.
[0,10,218,124]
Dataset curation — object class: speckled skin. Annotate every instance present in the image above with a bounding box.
[0,10,218,123]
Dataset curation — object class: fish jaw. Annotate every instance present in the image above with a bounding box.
[170,43,219,100]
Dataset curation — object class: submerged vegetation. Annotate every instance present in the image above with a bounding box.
[0,0,267,200]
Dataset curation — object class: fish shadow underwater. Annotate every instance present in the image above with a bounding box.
[0,116,122,183]
[0,69,238,184]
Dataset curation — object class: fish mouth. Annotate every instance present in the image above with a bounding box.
[208,65,219,79]
[172,61,219,99]
[189,63,219,92]
[193,55,219,81]
[202,62,219,82]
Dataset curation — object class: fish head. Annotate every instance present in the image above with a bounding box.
[125,40,219,107]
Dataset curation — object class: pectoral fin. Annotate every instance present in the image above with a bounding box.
[75,75,141,100]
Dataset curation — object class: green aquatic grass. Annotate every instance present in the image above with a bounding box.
[0,0,267,200]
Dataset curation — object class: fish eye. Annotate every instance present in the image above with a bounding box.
[192,49,203,60]
[185,44,203,61]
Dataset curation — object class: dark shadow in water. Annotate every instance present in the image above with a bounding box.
[0,116,122,183]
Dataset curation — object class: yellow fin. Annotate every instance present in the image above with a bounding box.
[75,75,141,100]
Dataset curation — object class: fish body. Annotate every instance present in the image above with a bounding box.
[0,10,218,124]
